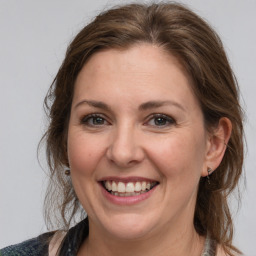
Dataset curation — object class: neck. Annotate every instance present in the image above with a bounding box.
[78,220,205,256]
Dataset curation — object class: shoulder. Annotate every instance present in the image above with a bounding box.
[0,232,54,256]
[216,246,228,256]
[216,245,242,256]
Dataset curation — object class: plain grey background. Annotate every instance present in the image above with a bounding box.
[0,0,255,255]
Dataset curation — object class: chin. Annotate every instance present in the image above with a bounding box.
[97,213,157,240]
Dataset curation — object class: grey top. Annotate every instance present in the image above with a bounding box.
[201,235,217,256]
[1,218,217,256]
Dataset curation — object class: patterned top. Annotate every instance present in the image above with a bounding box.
[0,232,53,256]
[0,218,216,256]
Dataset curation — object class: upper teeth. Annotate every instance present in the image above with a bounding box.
[104,181,156,193]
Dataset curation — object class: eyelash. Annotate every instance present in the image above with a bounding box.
[80,114,110,126]
[80,113,176,128]
[145,114,176,127]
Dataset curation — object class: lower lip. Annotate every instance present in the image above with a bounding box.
[100,184,158,205]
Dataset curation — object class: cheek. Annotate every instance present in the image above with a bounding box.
[67,132,104,177]
[146,131,206,180]
[146,131,207,213]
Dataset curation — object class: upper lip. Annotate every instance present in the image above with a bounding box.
[98,176,159,183]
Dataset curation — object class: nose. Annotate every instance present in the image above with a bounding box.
[106,124,145,168]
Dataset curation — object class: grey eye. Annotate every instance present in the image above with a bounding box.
[154,117,168,126]
[92,117,105,125]
[81,114,109,126]
[146,114,175,127]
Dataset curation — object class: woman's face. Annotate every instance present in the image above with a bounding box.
[68,44,211,240]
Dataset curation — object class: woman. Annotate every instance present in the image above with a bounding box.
[0,2,244,256]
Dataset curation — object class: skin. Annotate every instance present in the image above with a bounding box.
[67,44,231,256]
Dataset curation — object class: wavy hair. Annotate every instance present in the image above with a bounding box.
[42,2,244,255]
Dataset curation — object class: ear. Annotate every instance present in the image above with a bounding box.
[202,117,232,177]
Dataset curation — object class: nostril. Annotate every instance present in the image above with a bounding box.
[105,128,145,167]
[106,147,142,167]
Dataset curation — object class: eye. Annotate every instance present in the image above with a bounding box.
[81,114,109,126]
[145,114,175,127]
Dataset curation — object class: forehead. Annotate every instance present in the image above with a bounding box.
[77,44,189,80]
[73,44,198,110]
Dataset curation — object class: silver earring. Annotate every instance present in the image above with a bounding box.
[207,168,212,184]
[65,169,70,176]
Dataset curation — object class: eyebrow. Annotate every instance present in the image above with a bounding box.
[75,100,112,111]
[138,100,185,111]
[74,99,185,112]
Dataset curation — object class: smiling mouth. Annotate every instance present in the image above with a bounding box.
[102,180,159,197]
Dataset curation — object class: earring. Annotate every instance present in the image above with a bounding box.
[207,168,212,184]
[65,169,70,176]
[207,168,212,185]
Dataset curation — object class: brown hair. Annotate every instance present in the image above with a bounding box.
[42,2,244,255]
